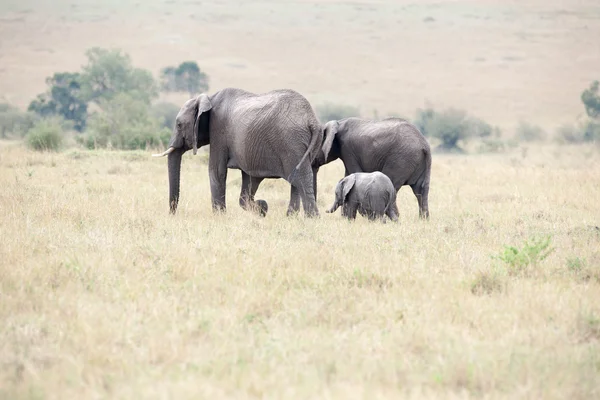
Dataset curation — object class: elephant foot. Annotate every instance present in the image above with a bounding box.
[286,208,300,217]
[256,199,268,217]
[305,209,320,218]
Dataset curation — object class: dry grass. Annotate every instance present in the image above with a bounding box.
[1,141,599,398]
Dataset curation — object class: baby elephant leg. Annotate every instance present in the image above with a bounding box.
[342,202,358,220]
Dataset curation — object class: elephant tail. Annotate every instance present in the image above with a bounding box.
[420,147,432,191]
[287,121,322,184]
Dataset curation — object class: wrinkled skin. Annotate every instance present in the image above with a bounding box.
[326,172,398,222]
[317,117,431,219]
[156,88,325,217]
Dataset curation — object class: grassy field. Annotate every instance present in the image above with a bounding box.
[1,141,599,398]
[1,0,600,132]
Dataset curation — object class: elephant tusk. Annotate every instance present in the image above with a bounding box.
[152,147,176,157]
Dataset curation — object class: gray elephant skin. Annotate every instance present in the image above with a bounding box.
[153,88,324,217]
[318,117,431,219]
[327,172,398,222]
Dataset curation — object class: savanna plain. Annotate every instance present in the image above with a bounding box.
[1,0,600,398]
[1,143,599,398]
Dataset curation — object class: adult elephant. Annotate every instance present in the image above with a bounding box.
[316,117,431,219]
[153,88,323,217]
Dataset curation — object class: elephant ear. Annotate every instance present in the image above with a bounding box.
[193,94,212,155]
[342,174,356,202]
[320,120,339,164]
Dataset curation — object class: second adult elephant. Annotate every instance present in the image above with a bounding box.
[153,88,323,217]
[317,117,432,219]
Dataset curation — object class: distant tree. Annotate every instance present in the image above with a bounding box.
[80,47,158,105]
[160,66,178,92]
[581,80,600,119]
[28,72,88,131]
[160,61,209,97]
[83,93,169,150]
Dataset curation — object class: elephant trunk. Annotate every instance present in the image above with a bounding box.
[168,148,184,214]
[326,200,339,214]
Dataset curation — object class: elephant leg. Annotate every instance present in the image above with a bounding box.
[297,166,319,217]
[287,186,302,216]
[411,183,430,219]
[313,166,319,202]
[209,153,228,212]
[386,207,399,223]
[388,190,400,220]
[289,165,318,217]
[239,172,267,217]
[342,203,358,220]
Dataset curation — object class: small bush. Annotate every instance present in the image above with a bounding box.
[414,106,500,152]
[81,93,171,150]
[0,103,39,138]
[555,120,600,144]
[555,123,586,143]
[515,121,546,142]
[583,120,600,142]
[316,102,360,122]
[493,235,553,275]
[25,118,67,151]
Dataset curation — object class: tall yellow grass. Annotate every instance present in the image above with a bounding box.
[1,141,599,398]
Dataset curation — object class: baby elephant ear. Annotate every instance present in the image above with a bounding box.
[342,174,356,201]
[193,94,212,155]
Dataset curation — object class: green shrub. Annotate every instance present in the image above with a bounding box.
[316,102,360,122]
[25,117,67,151]
[583,120,600,142]
[555,123,585,143]
[493,235,553,275]
[0,103,39,138]
[581,80,600,119]
[515,121,546,142]
[555,121,600,144]
[414,106,500,152]
[81,93,170,150]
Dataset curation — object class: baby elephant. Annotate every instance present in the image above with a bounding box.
[327,172,398,222]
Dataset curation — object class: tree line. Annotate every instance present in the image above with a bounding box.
[1,47,599,152]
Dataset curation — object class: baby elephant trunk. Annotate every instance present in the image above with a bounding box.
[326,198,340,214]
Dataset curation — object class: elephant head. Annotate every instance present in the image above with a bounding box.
[152,94,212,213]
[326,174,356,214]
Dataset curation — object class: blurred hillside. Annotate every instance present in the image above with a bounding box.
[0,0,599,131]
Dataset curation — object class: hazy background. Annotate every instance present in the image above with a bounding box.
[1,0,599,133]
